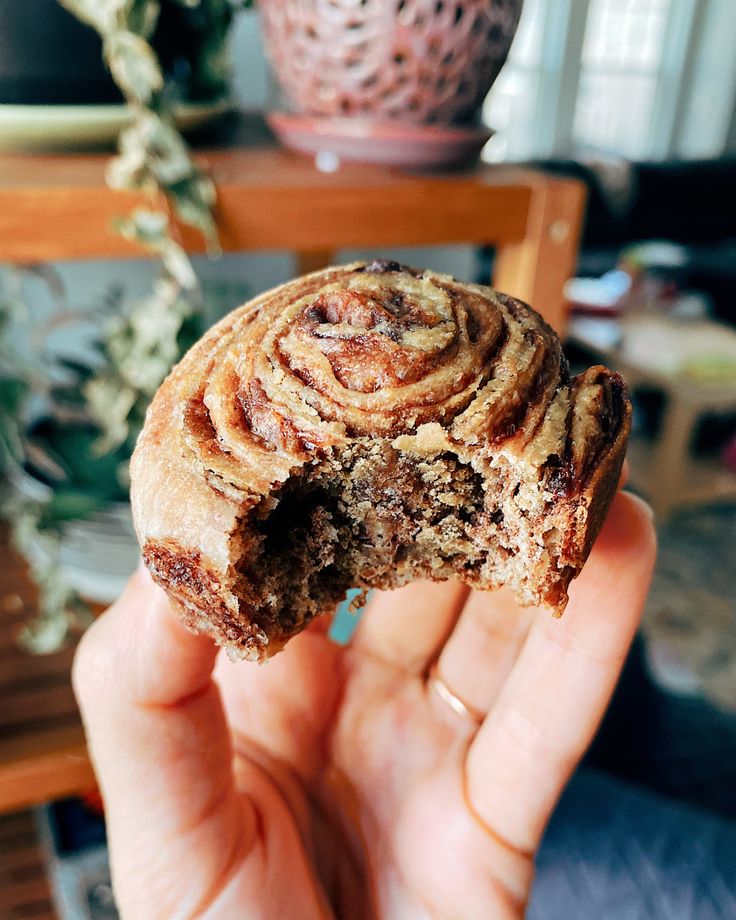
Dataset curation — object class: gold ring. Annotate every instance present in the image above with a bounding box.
[428,661,484,725]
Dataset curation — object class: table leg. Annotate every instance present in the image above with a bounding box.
[492,177,585,335]
[648,397,698,520]
[296,249,335,276]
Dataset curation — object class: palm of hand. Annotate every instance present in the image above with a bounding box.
[213,602,531,920]
[75,493,654,920]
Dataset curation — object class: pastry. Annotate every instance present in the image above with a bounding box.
[130,262,630,661]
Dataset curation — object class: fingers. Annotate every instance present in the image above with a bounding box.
[465,492,656,855]
[215,615,345,786]
[74,565,255,916]
[433,462,631,718]
[433,588,536,718]
[351,579,469,673]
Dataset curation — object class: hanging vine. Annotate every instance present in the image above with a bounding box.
[0,0,248,652]
[59,0,242,453]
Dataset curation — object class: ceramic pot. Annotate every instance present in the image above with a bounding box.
[0,0,230,106]
[0,0,119,105]
[259,0,524,126]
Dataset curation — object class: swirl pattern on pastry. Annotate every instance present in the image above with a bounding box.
[131,262,630,660]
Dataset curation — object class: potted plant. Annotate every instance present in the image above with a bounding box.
[0,261,254,652]
[259,0,525,167]
[0,0,245,151]
[1,1,251,652]
[0,265,205,651]
[0,0,120,105]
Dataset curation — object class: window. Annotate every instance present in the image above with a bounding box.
[482,0,728,162]
[482,0,545,162]
[574,0,673,158]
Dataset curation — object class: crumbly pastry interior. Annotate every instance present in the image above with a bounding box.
[131,261,630,660]
[237,442,569,640]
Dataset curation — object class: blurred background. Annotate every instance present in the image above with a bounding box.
[0,1,735,917]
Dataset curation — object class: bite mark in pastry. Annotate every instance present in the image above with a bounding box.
[130,262,630,660]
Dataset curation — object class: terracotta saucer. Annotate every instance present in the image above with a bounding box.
[267,112,492,169]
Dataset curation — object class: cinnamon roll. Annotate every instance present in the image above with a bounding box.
[130,262,630,661]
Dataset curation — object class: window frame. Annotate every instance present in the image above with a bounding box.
[485,0,719,161]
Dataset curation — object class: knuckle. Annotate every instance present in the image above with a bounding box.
[499,704,553,761]
[491,701,575,775]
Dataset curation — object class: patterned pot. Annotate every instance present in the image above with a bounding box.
[259,0,524,126]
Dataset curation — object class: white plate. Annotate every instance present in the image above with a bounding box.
[0,97,231,152]
[60,504,138,604]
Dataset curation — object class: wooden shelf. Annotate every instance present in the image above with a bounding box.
[0,534,95,815]
[0,810,56,919]
[0,137,585,333]
[0,150,532,257]
[0,129,587,817]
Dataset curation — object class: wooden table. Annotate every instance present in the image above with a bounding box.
[0,145,585,333]
[569,314,736,518]
[0,535,95,815]
[0,142,585,819]
[0,809,57,919]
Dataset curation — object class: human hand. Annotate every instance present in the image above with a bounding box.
[74,490,655,919]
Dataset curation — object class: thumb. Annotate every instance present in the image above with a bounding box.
[73,564,256,917]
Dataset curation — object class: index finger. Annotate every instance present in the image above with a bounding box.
[73,566,255,915]
[465,491,656,855]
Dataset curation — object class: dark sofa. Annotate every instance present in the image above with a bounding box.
[532,156,736,326]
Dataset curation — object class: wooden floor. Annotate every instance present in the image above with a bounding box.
[0,533,91,919]
[0,532,94,816]
[0,809,56,920]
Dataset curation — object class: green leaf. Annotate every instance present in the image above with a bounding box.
[115,207,170,246]
[166,177,218,244]
[104,30,164,105]
[58,0,132,34]
[48,385,89,410]
[125,0,161,39]
[177,311,206,355]
[0,414,23,470]
[0,378,29,471]
[17,615,72,656]
[39,489,106,527]
[0,377,29,416]
[55,357,98,382]
[159,240,199,289]
[28,421,129,501]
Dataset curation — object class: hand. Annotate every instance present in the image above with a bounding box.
[74,491,655,919]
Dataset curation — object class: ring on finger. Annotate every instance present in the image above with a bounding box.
[428,660,484,726]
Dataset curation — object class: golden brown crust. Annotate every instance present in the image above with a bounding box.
[130,262,630,660]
